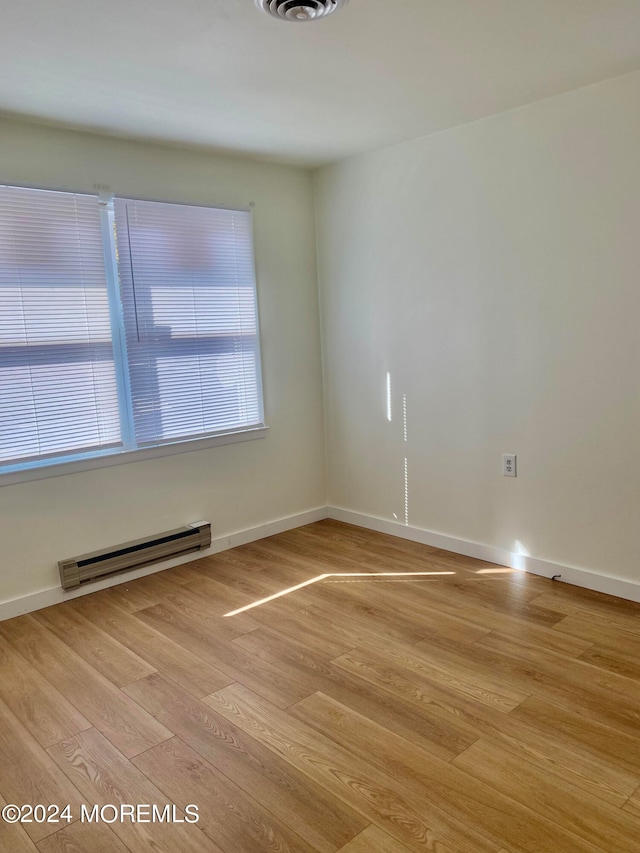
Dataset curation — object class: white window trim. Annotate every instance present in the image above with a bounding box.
[99,193,137,449]
[0,425,269,487]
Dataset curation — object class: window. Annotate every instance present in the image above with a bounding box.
[0,185,265,479]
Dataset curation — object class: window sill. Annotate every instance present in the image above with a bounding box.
[0,426,269,488]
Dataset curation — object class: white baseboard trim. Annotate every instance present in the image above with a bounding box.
[328,506,640,604]
[0,506,328,622]
[4,503,639,621]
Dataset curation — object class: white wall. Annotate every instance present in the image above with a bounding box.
[315,71,640,586]
[0,119,326,605]
[4,68,640,607]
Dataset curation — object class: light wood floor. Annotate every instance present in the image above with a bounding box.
[1,520,640,852]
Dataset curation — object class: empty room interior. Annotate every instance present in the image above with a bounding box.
[2,1,640,851]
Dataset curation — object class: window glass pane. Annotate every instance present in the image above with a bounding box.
[0,186,121,466]
[114,198,263,445]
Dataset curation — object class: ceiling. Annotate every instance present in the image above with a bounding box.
[2,0,640,167]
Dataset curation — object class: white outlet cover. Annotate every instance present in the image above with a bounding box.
[503,454,517,477]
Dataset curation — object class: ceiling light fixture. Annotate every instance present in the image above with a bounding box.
[256,0,349,23]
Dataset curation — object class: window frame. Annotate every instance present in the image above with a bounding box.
[0,185,268,487]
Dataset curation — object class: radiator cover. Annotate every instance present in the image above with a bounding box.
[58,522,211,591]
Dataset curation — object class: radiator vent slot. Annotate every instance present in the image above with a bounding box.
[59,522,211,591]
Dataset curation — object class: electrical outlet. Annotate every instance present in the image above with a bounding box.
[503,454,517,477]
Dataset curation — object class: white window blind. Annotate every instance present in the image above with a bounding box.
[113,198,263,446]
[0,186,265,478]
[0,186,121,467]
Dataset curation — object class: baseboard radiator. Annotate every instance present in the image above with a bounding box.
[58,522,211,591]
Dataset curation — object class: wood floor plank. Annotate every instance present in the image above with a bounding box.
[183,572,276,618]
[184,571,309,632]
[47,728,214,853]
[36,820,129,853]
[346,579,558,646]
[157,561,207,586]
[540,580,640,612]
[485,711,640,808]
[237,610,355,667]
[359,581,494,645]
[290,691,607,853]
[319,663,478,762]
[233,624,496,762]
[0,700,84,842]
[236,621,481,762]
[132,736,318,853]
[421,579,561,626]
[281,525,514,587]
[509,694,640,776]
[300,520,513,581]
[251,531,364,572]
[124,673,368,853]
[287,524,547,604]
[270,589,437,655]
[330,640,639,806]
[0,635,91,748]
[280,535,454,581]
[233,626,345,694]
[192,552,308,601]
[288,516,436,552]
[241,610,357,660]
[331,642,522,733]
[553,613,640,654]
[452,738,640,853]
[476,623,592,658]
[334,642,529,713]
[623,784,640,820]
[0,616,172,758]
[135,601,318,708]
[270,597,431,657]
[202,545,279,574]
[306,581,435,646]
[429,572,552,613]
[394,628,640,743]
[336,824,412,853]
[33,603,156,688]
[156,582,261,635]
[474,631,640,737]
[68,595,232,698]
[204,682,501,853]
[531,588,640,628]
[578,643,640,682]
[0,795,40,852]
[91,573,182,613]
